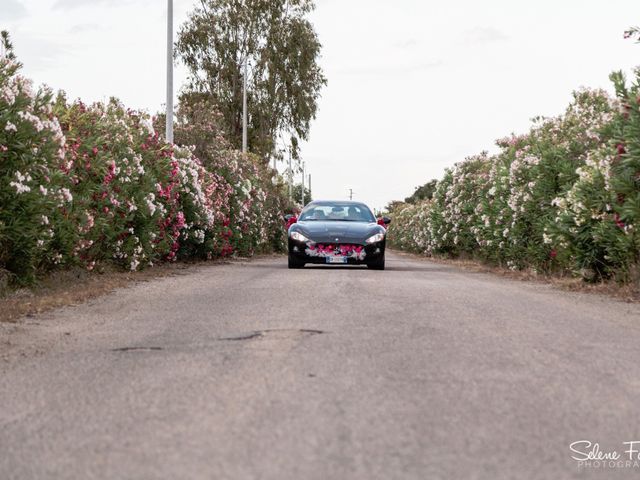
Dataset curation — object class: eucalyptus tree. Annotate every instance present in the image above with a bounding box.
[176,0,326,163]
[1,31,17,60]
[405,180,438,204]
[624,26,640,42]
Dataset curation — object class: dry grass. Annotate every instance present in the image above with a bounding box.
[0,253,285,323]
[391,249,640,303]
[0,259,218,323]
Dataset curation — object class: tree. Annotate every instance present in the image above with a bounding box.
[1,31,17,61]
[624,26,640,43]
[384,200,407,214]
[291,183,312,206]
[176,0,326,164]
[404,179,437,204]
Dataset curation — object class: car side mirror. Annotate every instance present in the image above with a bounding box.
[382,216,391,225]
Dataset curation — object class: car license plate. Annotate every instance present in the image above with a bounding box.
[327,256,347,264]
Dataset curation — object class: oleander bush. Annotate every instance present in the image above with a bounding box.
[0,56,73,283]
[0,44,287,286]
[389,75,640,283]
[550,71,640,281]
[168,95,288,256]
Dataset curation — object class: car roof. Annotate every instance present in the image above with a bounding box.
[307,200,369,206]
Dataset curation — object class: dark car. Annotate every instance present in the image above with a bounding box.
[286,200,390,270]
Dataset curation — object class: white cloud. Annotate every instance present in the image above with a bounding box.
[67,22,102,34]
[3,0,28,20]
[53,0,148,10]
[393,38,418,49]
[335,60,443,76]
[462,26,509,45]
[12,35,67,70]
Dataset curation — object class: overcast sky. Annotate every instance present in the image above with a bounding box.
[3,0,640,210]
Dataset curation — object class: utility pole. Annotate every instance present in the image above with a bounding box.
[165,0,174,143]
[301,162,305,206]
[288,150,292,203]
[349,188,354,201]
[308,173,311,199]
[242,58,247,153]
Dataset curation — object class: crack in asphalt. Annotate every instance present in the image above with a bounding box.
[219,332,264,341]
[109,330,326,350]
[111,346,164,352]
[297,329,324,335]
[218,328,325,342]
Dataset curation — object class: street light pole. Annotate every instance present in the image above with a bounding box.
[165,0,174,143]
[301,162,305,206]
[308,173,311,198]
[242,58,247,153]
[288,150,292,203]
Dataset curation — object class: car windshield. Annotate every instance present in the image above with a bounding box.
[299,202,376,223]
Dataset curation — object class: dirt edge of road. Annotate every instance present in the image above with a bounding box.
[390,248,640,303]
[0,254,283,323]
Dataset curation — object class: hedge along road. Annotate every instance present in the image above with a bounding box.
[1,251,640,480]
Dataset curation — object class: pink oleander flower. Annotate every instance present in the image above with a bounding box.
[175,211,186,229]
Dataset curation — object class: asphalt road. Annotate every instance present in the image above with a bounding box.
[2,251,640,479]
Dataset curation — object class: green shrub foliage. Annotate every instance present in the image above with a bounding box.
[0,46,287,285]
[389,79,640,282]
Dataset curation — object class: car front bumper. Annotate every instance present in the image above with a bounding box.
[288,239,386,265]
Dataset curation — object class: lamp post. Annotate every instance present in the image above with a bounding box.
[242,58,247,153]
[301,162,305,206]
[166,0,174,143]
[288,150,292,202]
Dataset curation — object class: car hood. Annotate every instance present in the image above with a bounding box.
[293,221,383,244]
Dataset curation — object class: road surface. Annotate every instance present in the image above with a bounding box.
[2,251,640,479]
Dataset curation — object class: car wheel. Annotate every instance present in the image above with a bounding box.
[367,255,385,270]
[288,254,305,269]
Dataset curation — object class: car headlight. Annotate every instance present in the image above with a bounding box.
[290,231,309,242]
[365,233,385,244]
